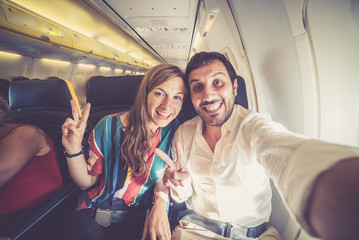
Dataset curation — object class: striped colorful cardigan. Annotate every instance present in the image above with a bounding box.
[77,112,179,210]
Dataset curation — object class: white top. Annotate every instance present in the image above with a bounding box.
[171,105,359,231]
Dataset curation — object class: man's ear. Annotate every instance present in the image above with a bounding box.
[233,78,238,96]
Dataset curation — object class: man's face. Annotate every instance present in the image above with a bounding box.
[188,60,237,126]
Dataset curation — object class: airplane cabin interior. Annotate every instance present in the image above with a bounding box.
[0,0,358,239]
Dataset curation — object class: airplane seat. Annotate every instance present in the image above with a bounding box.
[9,78,81,184]
[2,78,82,240]
[235,75,248,108]
[0,78,10,103]
[176,94,197,124]
[267,181,302,240]
[86,75,143,132]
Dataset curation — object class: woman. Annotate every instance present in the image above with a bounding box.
[62,64,186,240]
[0,97,63,215]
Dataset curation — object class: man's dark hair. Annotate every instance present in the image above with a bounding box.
[185,52,237,88]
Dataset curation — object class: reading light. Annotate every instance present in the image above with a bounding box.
[99,66,111,71]
[115,69,123,75]
[41,58,71,66]
[202,13,216,37]
[0,51,22,60]
[78,63,96,69]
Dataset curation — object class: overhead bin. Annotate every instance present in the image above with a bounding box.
[0,2,73,48]
[71,32,103,57]
[0,1,150,70]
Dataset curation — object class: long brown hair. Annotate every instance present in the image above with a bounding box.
[120,63,186,176]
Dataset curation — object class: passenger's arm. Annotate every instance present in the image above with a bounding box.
[0,125,50,187]
[62,100,98,189]
[142,178,170,240]
[242,112,359,238]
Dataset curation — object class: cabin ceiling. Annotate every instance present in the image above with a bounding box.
[91,0,199,70]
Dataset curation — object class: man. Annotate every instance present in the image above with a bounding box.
[150,52,359,240]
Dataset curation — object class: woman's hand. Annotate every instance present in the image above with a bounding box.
[61,100,98,189]
[142,192,171,240]
[62,100,91,153]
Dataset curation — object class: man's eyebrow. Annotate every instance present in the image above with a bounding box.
[189,79,199,85]
[212,71,226,78]
[189,71,226,85]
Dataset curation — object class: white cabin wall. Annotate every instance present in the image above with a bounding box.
[228,0,359,147]
[0,52,31,80]
[30,58,73,80]
[0,53,74,80]
[229,0,304,134]
[70,64,96,108]
[307,0,359,147]
[281,0,320,139]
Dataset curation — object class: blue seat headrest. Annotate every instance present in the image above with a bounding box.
[86,75,143,108]
[9,79,73,111]
[235,75,248,109]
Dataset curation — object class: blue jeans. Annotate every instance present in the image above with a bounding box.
[177,210,266,238]
[68,197,150,240]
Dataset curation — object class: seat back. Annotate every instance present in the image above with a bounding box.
[0,78,10,102]
[3,78,82,240]
[235,75,248,109]
[86,75,143,129]
[9,79,81,184]
[86,74,248,127]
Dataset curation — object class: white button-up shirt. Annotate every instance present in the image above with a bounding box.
[171,105,358,231]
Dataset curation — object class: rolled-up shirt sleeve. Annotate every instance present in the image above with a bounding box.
[241,112,359,232]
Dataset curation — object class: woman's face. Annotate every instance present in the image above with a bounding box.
[147,76,185,133]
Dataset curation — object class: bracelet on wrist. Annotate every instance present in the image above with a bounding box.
[64,149,84,158]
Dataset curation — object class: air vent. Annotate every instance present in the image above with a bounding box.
[150,19,168,26]
[136,27,187,33]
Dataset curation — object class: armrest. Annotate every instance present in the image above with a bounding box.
[1,182,80,239]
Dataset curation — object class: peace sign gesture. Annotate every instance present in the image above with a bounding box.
[62,100,91,154]
[154,142,190,191]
